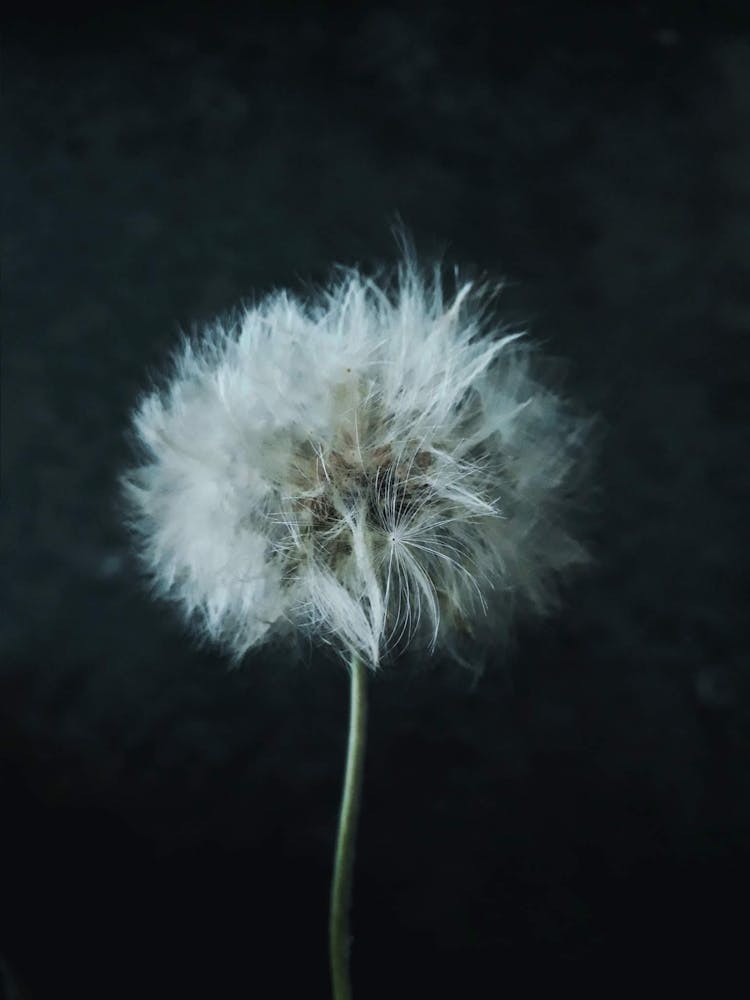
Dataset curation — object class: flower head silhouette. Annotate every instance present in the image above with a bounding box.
[123,253,593,670]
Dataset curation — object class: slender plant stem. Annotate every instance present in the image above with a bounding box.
[329,650,368,1000]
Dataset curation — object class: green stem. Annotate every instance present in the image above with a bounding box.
[329,650,368,1000]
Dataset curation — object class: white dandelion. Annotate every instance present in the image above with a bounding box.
[123,254,593,672]
[121,246,596,999]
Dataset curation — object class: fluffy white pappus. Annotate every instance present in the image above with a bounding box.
[122,254,596,671]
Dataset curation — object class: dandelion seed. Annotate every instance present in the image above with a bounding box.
[122,250,594,673]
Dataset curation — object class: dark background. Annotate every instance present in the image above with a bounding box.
[3,2,749,996]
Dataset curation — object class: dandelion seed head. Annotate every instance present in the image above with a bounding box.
[122,250,596,671]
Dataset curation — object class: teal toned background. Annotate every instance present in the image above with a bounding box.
[3,3,749,996]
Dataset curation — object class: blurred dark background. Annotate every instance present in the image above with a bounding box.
[3,2,749,997]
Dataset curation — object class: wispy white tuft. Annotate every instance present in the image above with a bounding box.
[122,251,596,670]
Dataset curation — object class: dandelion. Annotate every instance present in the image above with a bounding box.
[122,246,595,999]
